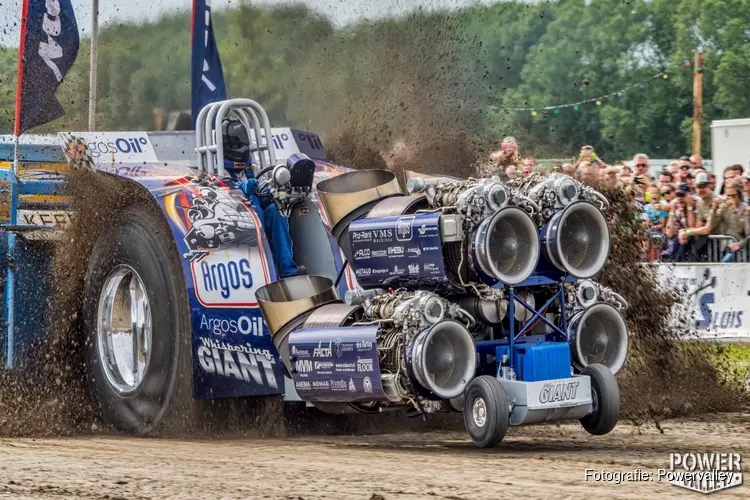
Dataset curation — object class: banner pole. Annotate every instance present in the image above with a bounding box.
[88,0,99,131]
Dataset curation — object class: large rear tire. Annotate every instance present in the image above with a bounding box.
[82,203,191,434]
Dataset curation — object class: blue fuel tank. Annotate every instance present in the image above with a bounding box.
[496,341,571,382]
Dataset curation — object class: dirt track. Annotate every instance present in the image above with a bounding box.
[0,414,748,499]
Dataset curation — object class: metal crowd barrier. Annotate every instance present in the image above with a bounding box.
[707,234,750,263]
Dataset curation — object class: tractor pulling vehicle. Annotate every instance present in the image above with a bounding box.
[0,99,628,447]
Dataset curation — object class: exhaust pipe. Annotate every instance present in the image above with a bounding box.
[256,275,339,374]
[541,201,611,278]
[568,303,628,375]
[317,170,403,257]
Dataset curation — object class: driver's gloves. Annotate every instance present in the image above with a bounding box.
[237,178,259,199]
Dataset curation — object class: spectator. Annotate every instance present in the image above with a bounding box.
[522,157,537,175]
[664,183,696,261]
[661,183,677,203]
[488,136,522,178]
[579,161,599,184]
[575,145,605,168]
[720,164,745,195]
[506,164,519,180]
[708,172,717,193]
[642,185,668,260]
[633,153,650,177]
[678,172,721,261]
[658,170,673,186]
[742,174,750,206]
[634,174,652,201]
[619,165,633,183]
[643,185,668,230]
[674,162,691,183]
[713,180,750,262]
[667,161,680,176]
[689,154,703,169]
[562,163,576,177]
[603,166,619,186]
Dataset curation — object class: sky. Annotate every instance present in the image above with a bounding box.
[0,0,525,47]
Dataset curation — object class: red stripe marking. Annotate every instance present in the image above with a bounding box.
[13,0,31,136]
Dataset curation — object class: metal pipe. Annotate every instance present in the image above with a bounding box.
[88,0,99,131]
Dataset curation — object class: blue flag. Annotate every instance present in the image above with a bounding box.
[15,0,80,135]
[191,0,227,128]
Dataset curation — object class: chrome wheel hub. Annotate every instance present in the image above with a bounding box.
[97,265,152,395]
[472,397,487,427]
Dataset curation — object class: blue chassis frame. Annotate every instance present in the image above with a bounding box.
[0,145,67,368]
[475,274,575,373]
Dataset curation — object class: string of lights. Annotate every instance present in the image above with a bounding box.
[490,61,697,116]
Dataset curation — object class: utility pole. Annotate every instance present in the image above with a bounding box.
[88,0,99,131]
[692,52,704,157]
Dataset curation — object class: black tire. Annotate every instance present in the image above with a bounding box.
[579,364,620,436]
[82,203,191,434]
[463,375,509,448]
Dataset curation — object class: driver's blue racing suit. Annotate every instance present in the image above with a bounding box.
[224,161,299,278]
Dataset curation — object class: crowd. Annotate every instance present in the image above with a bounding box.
[486,137,750,263]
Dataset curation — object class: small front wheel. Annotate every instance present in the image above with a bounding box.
[463,376,509,448]
[580,364,620,435]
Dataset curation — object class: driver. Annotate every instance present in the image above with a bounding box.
[221,117,302,278]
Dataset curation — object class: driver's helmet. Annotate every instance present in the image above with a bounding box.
[222,116,251,172]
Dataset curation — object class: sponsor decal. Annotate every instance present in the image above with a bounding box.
[354,248,371,259]
[334,362,356,373]
[18,210,76,228]
[372,228,394,243]
[333,337,354,358]
[295,380,311,391]
[330,379,348,391]
[314,361,334,370]
[294,359,313,374]
[371,250,387,258]
[200,313,264,337]
[352,231,372,242]
[357,358,374,373]
[356,268,372,277]
[291,345,310,358]
[196,337,277,388]
[363,376,373,393]
[396,217,415,241]
[313,341,333,358]
[198,259,253,299]
[388,246,404,256]
[57,132,157,163]
[348,377,356,392]
[183,186,271,308]
[183,186,259,261]
[407,247,421,257]
[312,380,330,390]
[408,263,419,274]
[356,340,373,351]
[539,380,580,403]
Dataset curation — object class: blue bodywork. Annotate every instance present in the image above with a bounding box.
[348,212,447,289]
[0,131,357,402]
[287,326,388,402]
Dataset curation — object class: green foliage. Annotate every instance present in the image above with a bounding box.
[1,0,749,167]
